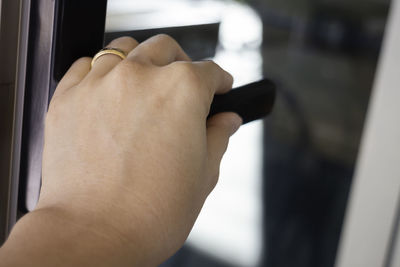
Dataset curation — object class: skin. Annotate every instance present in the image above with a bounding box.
[0,35,242,266]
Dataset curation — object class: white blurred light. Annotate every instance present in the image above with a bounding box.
[219,3,263,51]
[188,120,264,267]
[106,0,223,31]
[187,2,264,267]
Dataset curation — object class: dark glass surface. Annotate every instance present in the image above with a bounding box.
[144,0,390,266]
[8,0,390,264]
[260,1,389,266]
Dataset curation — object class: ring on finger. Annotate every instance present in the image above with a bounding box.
[91,47,127,68]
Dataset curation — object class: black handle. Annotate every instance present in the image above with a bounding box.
[208,79,276,124]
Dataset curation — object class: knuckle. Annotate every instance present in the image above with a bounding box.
[113,60,146,77]
[68,57,91,70]
[112,36,139,46]
[153,33,175,44]
[203,60,219,69]
[172,62,200,87]
[75,57,92,65]
[104,60,154,100]
[204,60,230,79]
[203,60,232,81]
[167,62,211,114]
[208,171,220,193]
[79,74,100,90]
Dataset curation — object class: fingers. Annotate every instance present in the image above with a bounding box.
[168,60,233,115]
[54,57,92,97]
[90,36,139,77]
[191,60,233,96]
[128,34,191,66]
[206,112,242,187]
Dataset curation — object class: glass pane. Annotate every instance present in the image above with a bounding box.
[105,0,391,266]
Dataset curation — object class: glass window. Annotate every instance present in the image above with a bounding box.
[105,0,391,266]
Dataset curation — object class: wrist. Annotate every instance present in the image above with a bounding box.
[3,205,148,267]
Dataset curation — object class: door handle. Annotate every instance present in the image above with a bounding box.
[209,79,276,124]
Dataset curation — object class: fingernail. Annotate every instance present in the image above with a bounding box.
[230,113,243,136]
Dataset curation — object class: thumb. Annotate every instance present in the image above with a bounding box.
[206,112,242,184]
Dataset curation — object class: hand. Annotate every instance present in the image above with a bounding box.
[1,35,242,267]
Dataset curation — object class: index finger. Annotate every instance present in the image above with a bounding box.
[127,34,191,66]
[168,60,233,117]
[192,60,234,101]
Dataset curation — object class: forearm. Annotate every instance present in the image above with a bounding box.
[0,207,146,267]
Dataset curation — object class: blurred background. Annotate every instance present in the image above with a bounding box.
[104,0,391,266]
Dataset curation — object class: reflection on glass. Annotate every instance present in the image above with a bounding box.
[105,0,390,266]
[187,3,264,267]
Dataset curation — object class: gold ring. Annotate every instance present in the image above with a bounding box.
[91,47,127,68]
